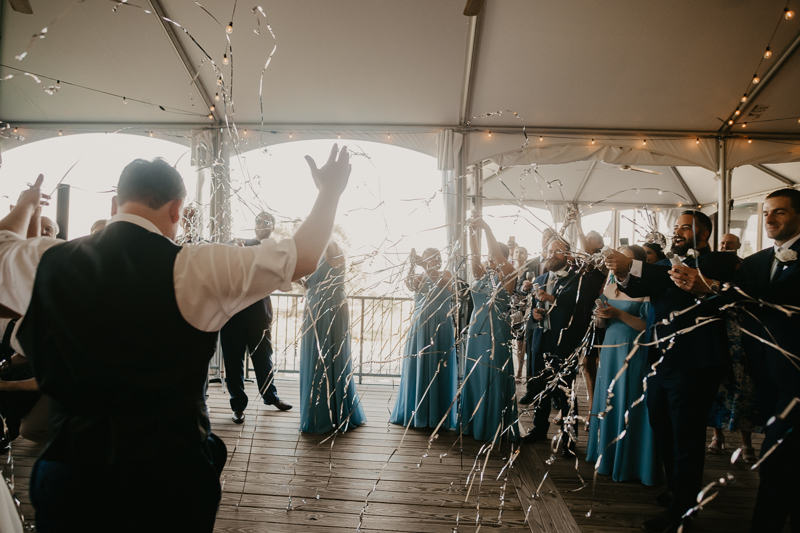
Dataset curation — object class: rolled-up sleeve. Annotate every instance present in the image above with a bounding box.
[174,237,297,332]
[0,232,62,316]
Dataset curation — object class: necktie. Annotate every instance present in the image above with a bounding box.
[771,248,783,282]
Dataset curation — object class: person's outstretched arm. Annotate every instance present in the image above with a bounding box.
[0,175,48,237]
[292,145,351,280]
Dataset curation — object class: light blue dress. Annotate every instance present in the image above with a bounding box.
[299,257,367,434]
[460,272,519,442]
[390,276,458,429]
[585,294,663,486]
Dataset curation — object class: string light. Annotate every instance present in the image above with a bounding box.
[752,75,760,84]
[214,93,220,101]
[223,54,229,65]
[226,22,233,33]
[764,47,772,59]
[539,136,543,141]
[13,128,17,133]
[58,130,62,135]
[217,77,222,86]
[488,131,492,137]
[785,8,795,20]
[742,122,747,128]
[741,94,748,103]
[696,138,700,144]
[149,131,153,137]
[209,105,215,112]
[591,139,595,144]
[243,129,247,135]
[337,133,341,139]
[748,138,752,143]
[735,110,741,116]
[642,139,647,146]
[678,202,683,207]
[728,119,735,125]
[207,114,213,120]
[122,97,127,104]
[387,133,391,139]
[289,133,293,138]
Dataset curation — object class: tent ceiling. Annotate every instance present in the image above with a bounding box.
[2,0,799,137]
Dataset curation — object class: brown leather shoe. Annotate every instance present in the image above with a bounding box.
[268,399,293,411]
[232,411,245,424]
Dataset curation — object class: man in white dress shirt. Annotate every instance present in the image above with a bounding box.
[0,145,351,532]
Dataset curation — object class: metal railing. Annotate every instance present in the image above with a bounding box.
[248,292,415,383]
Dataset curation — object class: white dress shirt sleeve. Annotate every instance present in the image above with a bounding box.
[0,231,63,316]
[616,259,643,288]
[173,237,297,332]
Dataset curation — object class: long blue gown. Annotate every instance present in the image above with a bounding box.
[299,257,367,434]
[390,276,458,429]
[460,272,519,442]
[585,293,663,486]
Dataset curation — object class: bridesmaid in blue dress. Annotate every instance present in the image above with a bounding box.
[460,218,520,443]
[299,241,367,434]
[586,245,663,486]
[391,248,458,429]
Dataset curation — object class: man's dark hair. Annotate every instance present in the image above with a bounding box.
[498,242,510,260]
[257,211,276,224]
[586,230,605,248]
[117,158,186,210]
[766,188,800,212]
[681,210,713,238]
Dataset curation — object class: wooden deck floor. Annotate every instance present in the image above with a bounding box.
[7,376,774,532]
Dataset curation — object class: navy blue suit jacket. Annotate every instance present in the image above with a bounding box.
[619,247,739,370]
[726,238,800,420]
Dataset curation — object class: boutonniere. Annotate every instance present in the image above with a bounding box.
[686,249,697,258]
[555,269,568,279]
[776,248,798,263]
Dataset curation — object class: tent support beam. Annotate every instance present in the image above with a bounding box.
[753,164,796,186]
[718,140,731,242]
[572,160,597,203]
[148,0,219,122]
[724,28,800,133]
[668,166,699,206]
[459,11,484,125]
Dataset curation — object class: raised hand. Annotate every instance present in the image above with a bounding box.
[17,174,50,211]
[604,249,632,275]
[535,288,555,304]
[669,264,713,295]
[304,144,351,197]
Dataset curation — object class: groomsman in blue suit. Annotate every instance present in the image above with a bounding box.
[605,210,739,533]
[671,189,800,533]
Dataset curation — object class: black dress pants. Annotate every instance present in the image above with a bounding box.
[646,365,723,516]
[30,434,227,533]
[220,315,278,411]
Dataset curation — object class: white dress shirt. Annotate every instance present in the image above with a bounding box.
[0,213,296,334]
[772,232,800,279]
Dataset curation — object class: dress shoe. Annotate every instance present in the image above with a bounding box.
[518,394,535,405]
[654,491,673,508]
[641,511,690,533]
[232,411,245,424]
[267,399,293,411]
[521,430,548,444]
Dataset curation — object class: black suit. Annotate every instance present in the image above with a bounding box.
[220,238,280,410]
[526,268,604,437]
[619,247,738,517]
[724,238,800,533]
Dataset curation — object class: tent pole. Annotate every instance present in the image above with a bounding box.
[209,128,232,243]
[757,202,764,252]
[717,138,731,245]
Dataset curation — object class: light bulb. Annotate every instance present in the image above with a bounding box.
[539,136,543,141]
[58,130,62,135]
[215,93,220,102]
[748,138,752,143]
[642,140,647,146]
[226,23,233,33]
[785,8,794,20]
[753,75,760,84]
[217,77,222,86]
[591,139,595,144]
[728,119,734,125]
[289,133,293,138]
[488,131,492,137]
[741,95,748,103]
[149,131,153,137]
[678,203,683,207]
[658,190,663,195]
[243,129,247,135]
[337,134,341,139]
[764,48,772,59]
[122,97,127,104]
[698,205,702,208]
[13,128,17,133]
[223,54,229,65]
[209,105,215,112]
[742,122,747,128]
[387,133,391,138]
[208,114,213,120]
[735,110,741,116]
[696,138,700,144]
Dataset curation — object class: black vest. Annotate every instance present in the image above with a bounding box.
[17,221,218,464]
